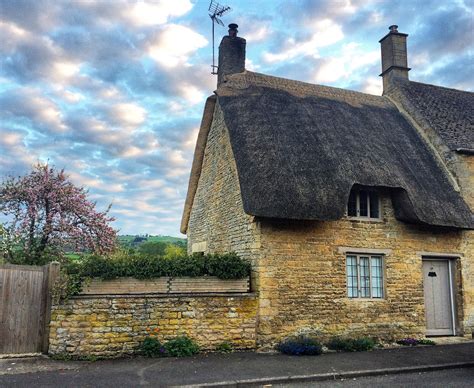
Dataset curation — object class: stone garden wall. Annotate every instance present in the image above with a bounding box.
[49,293,257,357]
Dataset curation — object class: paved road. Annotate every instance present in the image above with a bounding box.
[275,367,474,387]
[1,367,473,387]
[1,343,473,387]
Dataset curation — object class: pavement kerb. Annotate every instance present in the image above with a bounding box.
[178,361,474,387]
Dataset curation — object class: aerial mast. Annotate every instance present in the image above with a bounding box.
[208,0,231,75]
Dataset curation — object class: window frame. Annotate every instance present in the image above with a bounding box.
[346,189,382,221]
[346,254,385,299]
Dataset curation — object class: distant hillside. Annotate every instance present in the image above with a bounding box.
[118,235,187,247]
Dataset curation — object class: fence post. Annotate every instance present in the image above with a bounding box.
[42,261,60,353]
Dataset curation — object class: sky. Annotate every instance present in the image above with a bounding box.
[0,0,473,237]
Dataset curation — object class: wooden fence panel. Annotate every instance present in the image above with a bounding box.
[0,263,58,355]
[79,276,250,295]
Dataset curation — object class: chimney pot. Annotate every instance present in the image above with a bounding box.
[228,23,238,37]
[389,25,398,33]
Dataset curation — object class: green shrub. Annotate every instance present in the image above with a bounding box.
[417,339,436,346]
[164,336,200,357]
[80,255,115,279]
[169,254,207,277]
[60,252,251,298]
[216,341,233,353]
[276,335,323,356]
[138,241,167,256]
[327,337,377,352]
[206,253,252,279]
[140,337,166,357]
[396,338,436,346]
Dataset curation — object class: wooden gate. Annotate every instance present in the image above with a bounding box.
[0,263,59,355]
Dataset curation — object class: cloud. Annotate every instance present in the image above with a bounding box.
[106,103,147,128]
[147,24,208,67]
[0,0,61,33]
[314,43,379,84]
[245,25,272,43]
[124,0,194,26]
[360,76,382,95]
[262,19,344,63]
[0,128,38,175]
[0,87,68,133]
[410,5,473,57]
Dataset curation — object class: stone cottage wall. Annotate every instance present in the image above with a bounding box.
[456,155,474,210]
[459,155,474,334]
[186,103,261,268]
[256,192,470,346]
[49,294,257,357]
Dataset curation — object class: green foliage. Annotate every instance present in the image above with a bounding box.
[68,251,250,280]
[326,337,377,352]
[396,338,436,346]
[163,336,200,357]
[417,339,436,346]
[276,335,323,356]
[140,337,165,357]
[138,241,168,256]
[4,247,60,266]
[216,341,233,353]
[139,335,200,358]
[163,244,186,259]
[59,251,251,299]
[206,253,252,279]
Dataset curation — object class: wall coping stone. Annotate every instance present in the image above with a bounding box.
[69,292,258,300]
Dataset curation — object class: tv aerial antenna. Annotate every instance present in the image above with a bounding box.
[208,0,231,75]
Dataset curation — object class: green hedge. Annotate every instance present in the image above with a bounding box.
[326,337,377,352]
[64,252,251,284]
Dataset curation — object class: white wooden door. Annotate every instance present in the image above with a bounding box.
[422,259,454,336]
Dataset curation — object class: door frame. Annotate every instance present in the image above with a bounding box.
[421,256,457,336]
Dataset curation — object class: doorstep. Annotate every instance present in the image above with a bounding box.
[427,336,474,345]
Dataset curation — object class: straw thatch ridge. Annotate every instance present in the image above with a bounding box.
[215,72,473,229]
[390,79,474,151]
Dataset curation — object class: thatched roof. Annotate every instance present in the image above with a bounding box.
[181,71,473,232]
[389,79,474,152]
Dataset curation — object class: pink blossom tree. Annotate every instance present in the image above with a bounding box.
[0,164,117,264]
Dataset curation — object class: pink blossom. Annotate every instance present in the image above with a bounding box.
[0,163,117,262]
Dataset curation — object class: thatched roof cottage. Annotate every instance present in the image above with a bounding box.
[181,24,474,346]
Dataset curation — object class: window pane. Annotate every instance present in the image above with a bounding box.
[359,257,370,297]
[348,191,357,216]
[370,256,383,298]
[359,191,368,217]
[369,192,379,218]
[346,255,358,298]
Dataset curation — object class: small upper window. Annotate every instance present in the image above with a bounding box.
[347,189,380,219]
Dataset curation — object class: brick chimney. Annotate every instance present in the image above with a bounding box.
[217,23,246,86]
[379,25,410,93]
